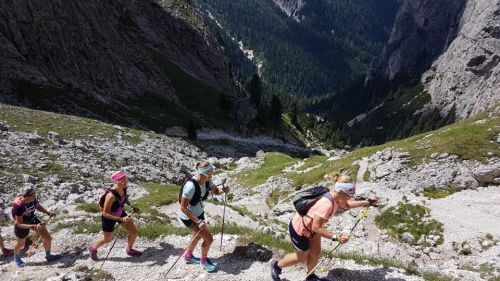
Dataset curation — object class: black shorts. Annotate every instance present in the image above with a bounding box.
[14,218,41,239]
[289,221,311,252]
[101,211,127,233]
[180,213,205,228]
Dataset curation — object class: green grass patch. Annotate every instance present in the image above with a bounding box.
[266,188,293,208]
[461,262,500,280]
[295,155,327,172]
[421,186,460,199]
[137,224,190,239]
[75,265,114,281]
[284,104,500,188]
[147,47,233,128]
[0,104,142,143]
[234,152,298,188]
[375,204,444,246]
[282,114,308,144]
[479,233,498,251]
[363,169,371,182]
[132,183,179,214]
[76,203,101,213]
[287,154,360,187]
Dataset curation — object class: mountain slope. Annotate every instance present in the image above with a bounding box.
[305,0,499,146]
[4,104,496,280]
[0,0,238,131]
[194,0,399,97]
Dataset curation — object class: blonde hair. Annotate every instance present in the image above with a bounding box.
[338,175,353,183]
[196,161,211,169]
[325,172,341,182]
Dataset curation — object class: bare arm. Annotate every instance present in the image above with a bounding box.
[311,215,334,239]
[345,196,378,209]
[35,203,53,216]
[180,197,202,223]
[210,184,225,196]
[14,215,35,230]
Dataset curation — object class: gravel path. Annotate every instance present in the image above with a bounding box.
[0,230,424,281]
[427,187,500,242]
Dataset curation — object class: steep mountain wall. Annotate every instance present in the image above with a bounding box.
[368,0,466,82]
[422,0,500,118]
[0,0,237,128]
[368,0,499,119]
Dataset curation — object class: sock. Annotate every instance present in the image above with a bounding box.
[14,253,21,260]
[45,250,51,257]
[201,256,208,262]
[184,250,193,258]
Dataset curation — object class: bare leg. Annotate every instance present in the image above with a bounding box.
[94,232,114,250]
[122,221,138,249]
[306,234,322,273]
[277,248,309,269]
[34,225,52,252]
[187,226,202,253]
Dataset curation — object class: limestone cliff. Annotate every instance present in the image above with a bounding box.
[368,0,466,82]
[422,0,500,118]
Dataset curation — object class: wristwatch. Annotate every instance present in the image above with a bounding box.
[196,219,205,225]
[331,234,338,242]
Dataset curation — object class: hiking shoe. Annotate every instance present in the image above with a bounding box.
[14,256,26,268]
[269,259,282,281]
[305,273,328,281]
[184,255,200,264]
[88,244,98,261]
[2,248,14,257]
[45,254,61,262]
[126,248,142,257]
[201,258,217,272]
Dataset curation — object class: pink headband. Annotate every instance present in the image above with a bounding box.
[111,171,127,182]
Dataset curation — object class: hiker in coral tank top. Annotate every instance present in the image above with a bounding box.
[270,175,378,281]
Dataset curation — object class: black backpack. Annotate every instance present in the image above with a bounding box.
[178,178,210,206]
[98,186,127,212]
[292,186,333,216]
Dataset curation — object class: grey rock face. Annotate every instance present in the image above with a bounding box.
[473,166,500,186]
[272,0,305,21]
[368,0,466,81]
[0,0,235,125]
[422,0,500,118]
[367,148,500,191]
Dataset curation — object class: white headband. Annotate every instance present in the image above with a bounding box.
[335,182,356,196]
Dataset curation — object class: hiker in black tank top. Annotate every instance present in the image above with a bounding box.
[88,171,142,261]
[11,187,60,267]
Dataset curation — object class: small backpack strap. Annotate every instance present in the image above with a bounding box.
[190,179,202,206]
[202,182,211,201]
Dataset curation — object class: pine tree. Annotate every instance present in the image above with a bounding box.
[186,119,197,140]
[270,94,283,123]
[247,74,263,108]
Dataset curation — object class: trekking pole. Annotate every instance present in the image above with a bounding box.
[100,211,136,270]
[27,215,54,258]
[165,229,202,278]
[219,178,227,251]
[306,206,370,277]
